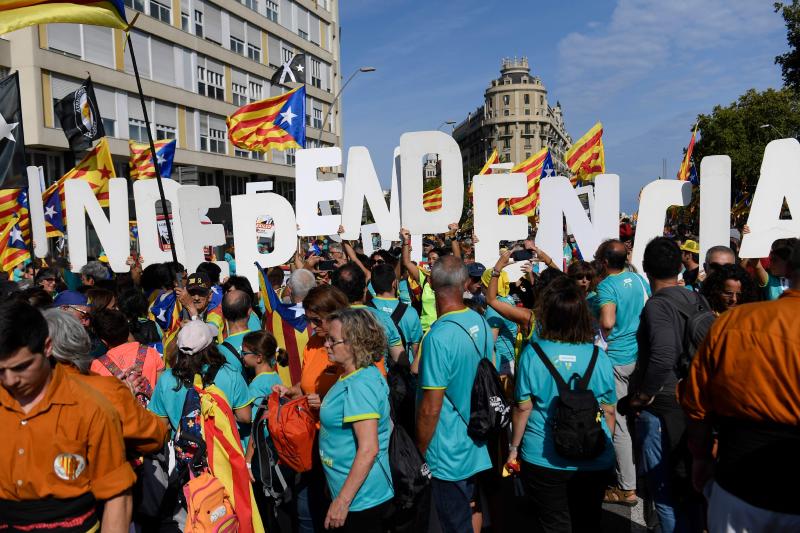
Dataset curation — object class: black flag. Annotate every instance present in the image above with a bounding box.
[270,53,306,87]
[54,77,105,153]
[0,73,26,189]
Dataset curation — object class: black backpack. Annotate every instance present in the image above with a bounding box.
[367,299,409,349]
[653,290,716,378]
[444,318,511,442]
[532,343,606,460]
[385,401,430,510]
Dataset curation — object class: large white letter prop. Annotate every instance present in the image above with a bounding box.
[340,147,400,241]
[133,179,185,268]
[360,223,392,257]
[537,176,616,270]
[65,178,129,272]
[177,185,228,277]
[473,173,528,266]
[739,139,800,258]
[399,131,463,235]
[295,147,342,237]
[26,167,47,258]
[232,192,297,290]
[699,156,731,262]
[631,180,692,272]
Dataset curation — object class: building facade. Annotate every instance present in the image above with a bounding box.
[453,57,572,179]
[0,0,340,238]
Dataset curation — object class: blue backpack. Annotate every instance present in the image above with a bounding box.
[173,365,221,477]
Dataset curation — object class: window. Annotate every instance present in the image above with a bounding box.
[235,148,250,158]
[194,10,203,37]
[282,47,293,64]
[503,109,509,116]
[149,0,171,23]
[247,44,261,62]
[125,0,144,11]
[181,10,190,31]
[313,108,322,129]
[230,36,244,54]
[526,152,531,159]
[285,148,296,165]
[298,29,308,40]
[248,81,262,102]
[503,139,510,149]
[266,0,278,22]
[200,124,226,153]
[197,65,224,100]
[540,95,544,105]
[129,118,148,142]
[503,95,509,106]
[102,118,116,137]
[524,94,530,105]
[232,82,247,106]
[156,124,176,140]
[310,58,321,88]
[524,108,530,116]
[241,0,256,9]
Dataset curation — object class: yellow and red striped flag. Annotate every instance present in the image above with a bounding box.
[468,148,499,196]
[507,148,549,216]
[422,187,443,212]
[129,139,176,180]
[42,138,114,237]
[677,123,698,182]
[0,189,30,241]
[0,218,30,273]
[227,86,306,152]
[565,122,605,186]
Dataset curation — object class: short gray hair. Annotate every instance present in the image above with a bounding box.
[431,255,467,290]
[80,261,108,281]
[288,269,316,302]
[328,242,343,254]
[705,245,735,265]
[42,308,93,372]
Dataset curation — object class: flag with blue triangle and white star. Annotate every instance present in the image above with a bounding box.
[0,73,27,189]
[227,86,306,152]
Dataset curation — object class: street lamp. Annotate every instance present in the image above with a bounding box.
[760,123,789,138]
[319,66,376,140]
[438,120,456,132]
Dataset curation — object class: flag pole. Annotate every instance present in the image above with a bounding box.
[125,33,179,264]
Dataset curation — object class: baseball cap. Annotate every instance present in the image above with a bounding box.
[680,240,700,255]
[467,262,486,278]
[177,320,216,355]
[53,290,89,307]
[186,272,211,292]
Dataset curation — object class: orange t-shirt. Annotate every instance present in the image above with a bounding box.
[90,342,165,390]
[299,334,387,399]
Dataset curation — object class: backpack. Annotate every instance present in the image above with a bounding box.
[253,399,292,504]
[173,365,222,478]
[386,402,431,510]
[442,317,511,442]
[653,290,716,378]
[367,300,409,349]
[97,343,152,407]
[266,392,317,473]
[532,343,606,460]
[183,471,238,532]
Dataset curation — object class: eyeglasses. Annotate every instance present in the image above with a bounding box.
[706,262,726,271]
[325,336,345,347]
[308,316,324,326]
[241,350,259,357]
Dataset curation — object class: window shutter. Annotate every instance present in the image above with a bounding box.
[94,86,117,120]
[155,101,177,128]
[151,39,175,85]
[199,113,209,133]
[83,26,114,68]
[280,0,291,28]
[194,0,204,13]
[128,96,145,121]
[185,109,196,150]
[48,24,81,57]
[289,1,298,32]
[230,15,244,40]
[205,3,222,43]
[182,48,194,91]
[209,115,226,132]
[231,68,247,86]
[247,24,260,47]
[268,35,280,67]
[309,13,320,44]
[297,6,308,35]
[206,57,223,76]
[51,75,81,101]
[123,30,150,78]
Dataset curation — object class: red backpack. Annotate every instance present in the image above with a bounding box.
[266,392,317,473]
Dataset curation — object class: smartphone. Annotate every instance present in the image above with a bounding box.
[511,249,533,262]
[317,260,336,271]
[175,272,184,288]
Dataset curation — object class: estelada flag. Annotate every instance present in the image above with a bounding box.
[0,218,30,273]
[54,77,105,153]
[0,188,30,240]
[0,0,128,35]
[43,138,114,237]
[256,262,309,385]
[677,123,698,182]
[565,122,605,186]
[227,86,306,152]
[0,73,27,189]
[129,139,176,180]
[507,148,550,216]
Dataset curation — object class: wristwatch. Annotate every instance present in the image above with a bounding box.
[508,444,518,452]
[491,268,501,278]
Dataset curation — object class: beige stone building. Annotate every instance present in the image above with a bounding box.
[0,0,340,237]
[453,57,572,180]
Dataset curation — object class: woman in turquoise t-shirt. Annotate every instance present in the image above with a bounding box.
[318,308,393,532]
[506,277,617,533]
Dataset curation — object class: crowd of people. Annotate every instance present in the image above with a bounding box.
[0,219,798,533]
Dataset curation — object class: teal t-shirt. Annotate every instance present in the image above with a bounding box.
[419,308,493,481]
[595,272,650,366]
[515,339,616,470]
[149,365,253,430]
[219,331,251,374]
[247,312,262,331]
[319,365,394,512]
[762,273,789,301]
[485,295,518,366]
[247,371,283,446]
[367,281,411,305]
[371,297,423,356]
[352,304,402,360]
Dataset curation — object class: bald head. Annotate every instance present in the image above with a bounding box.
[222,289,251,323]
[601,239,628,272]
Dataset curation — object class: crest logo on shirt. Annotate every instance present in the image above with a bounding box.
[623,277,633,287]
[54,453,86,481]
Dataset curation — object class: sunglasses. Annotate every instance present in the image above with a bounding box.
[307,316,324,326]
[325,337,345,347]
[187,288,209,297]
[241,350,259,357]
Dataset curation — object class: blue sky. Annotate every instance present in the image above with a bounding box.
[337,0,787,213]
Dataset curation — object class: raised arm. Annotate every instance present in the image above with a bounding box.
[400,228,421,282]
[447,222,461,258]
[339,227,371,279]
[486,251,533,327]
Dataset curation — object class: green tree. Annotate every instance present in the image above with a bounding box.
[775,1,800,93]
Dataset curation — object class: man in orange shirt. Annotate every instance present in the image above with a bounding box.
[0,301,136,532]
[680,241,800,531]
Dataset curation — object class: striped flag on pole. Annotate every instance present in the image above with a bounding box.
[129,139,176,180]
[565,122,605,186]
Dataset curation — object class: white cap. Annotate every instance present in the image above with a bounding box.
[176,320,216,355]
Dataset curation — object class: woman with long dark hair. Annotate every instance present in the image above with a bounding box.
[700,263,759,315]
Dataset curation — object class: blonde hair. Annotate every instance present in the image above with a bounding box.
[328,308,387,369]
